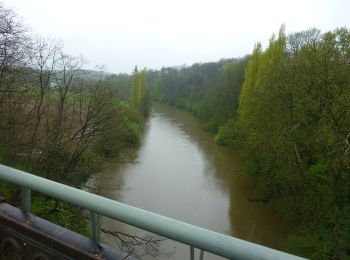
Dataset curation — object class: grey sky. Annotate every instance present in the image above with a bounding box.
[6,0,350,73]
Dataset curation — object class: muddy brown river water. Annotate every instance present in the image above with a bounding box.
[88,104,289,259]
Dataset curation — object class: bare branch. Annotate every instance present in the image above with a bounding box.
[101,228,166,258]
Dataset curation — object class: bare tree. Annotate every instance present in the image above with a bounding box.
[23,38,62,167]
[0,2,31,165]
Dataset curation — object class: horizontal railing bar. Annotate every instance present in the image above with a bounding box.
[0,164,306,260]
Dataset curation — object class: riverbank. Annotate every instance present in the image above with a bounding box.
[0,100,146,237]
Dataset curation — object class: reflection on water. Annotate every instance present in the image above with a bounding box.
[90,104,289,259]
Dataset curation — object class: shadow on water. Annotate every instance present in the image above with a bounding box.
[89,104,289,259]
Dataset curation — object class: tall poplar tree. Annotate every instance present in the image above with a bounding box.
[130,66,150,117]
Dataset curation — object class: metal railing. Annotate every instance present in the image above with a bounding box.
[0,164,306,260]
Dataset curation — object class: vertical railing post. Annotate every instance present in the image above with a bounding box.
[90,211,101,243]
[190,247,204,260]
[190,246,195,260]
[21,187,31,214]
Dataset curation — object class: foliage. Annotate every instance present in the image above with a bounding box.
[31,195,89,236]
[130,66,151,117]
[148,58,248,133]
[214,119,236,145]
[235,26,350,259]
[0,2,146,240]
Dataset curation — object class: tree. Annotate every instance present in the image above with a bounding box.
[0,2,30,166]
[235,26,350,259]
[130,66,150,117]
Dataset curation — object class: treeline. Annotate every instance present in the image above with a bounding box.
[0,3,147,233]
[148,26,350,259]
[148,57,248,134]
[235,26,350,259]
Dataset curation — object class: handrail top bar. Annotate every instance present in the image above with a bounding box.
[0,164,306,260]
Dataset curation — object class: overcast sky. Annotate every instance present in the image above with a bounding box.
[6,0,350,73]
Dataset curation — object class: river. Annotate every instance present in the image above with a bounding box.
[88,104,289,259]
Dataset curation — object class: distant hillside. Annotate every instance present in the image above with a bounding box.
[77,69,112,80]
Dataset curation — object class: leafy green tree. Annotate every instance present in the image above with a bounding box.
[130,66,150,117]
[235,26,350,259]
[148,58,248,136]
